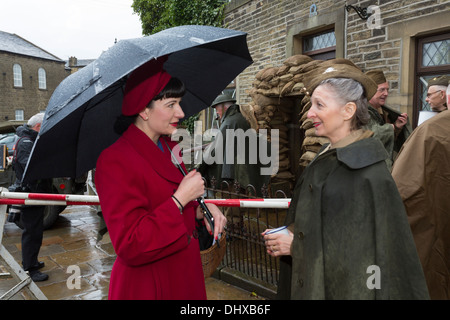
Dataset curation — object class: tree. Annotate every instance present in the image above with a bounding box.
[132,0,227,36]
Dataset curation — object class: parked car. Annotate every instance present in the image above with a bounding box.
[0,133,19,156]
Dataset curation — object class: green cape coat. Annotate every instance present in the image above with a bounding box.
[277,137,429,300]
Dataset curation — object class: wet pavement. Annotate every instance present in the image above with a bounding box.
[0,205,265,300]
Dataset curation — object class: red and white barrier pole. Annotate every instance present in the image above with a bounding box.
[204,198,291,208]
[0,191,100,206]
[0,191,291,208]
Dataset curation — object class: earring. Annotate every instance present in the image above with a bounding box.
[145,117,149,120]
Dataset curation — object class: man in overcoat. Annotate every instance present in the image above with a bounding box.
[198,93,270,196]
[391,80,450,299]
[12,112,52,282]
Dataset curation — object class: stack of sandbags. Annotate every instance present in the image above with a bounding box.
[245,56,359,185]
[247,90,294,184]
[246,55,319,186]
[252,55,320,97]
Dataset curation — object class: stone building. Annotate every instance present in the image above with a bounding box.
[67,56,95,74]
[221,0,449,190]
[0,31,69,122]
[225,0,450,127]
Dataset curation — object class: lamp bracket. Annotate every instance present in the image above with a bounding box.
[345,4,371,20]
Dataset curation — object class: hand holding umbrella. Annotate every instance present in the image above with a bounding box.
[165,139,218,244]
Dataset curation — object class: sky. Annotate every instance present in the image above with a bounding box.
[0,0,143,60]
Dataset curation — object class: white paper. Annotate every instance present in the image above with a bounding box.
[418,111,438,126]
[265,226,289,235]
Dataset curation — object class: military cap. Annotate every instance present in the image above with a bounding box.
[365,69,387,85]
[427,75,450,88]
[303,63,378,100]
[210,92,236,108]
[319,58,360,70]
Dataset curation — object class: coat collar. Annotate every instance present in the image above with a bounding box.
[318,135,388,169]
[222,104,240,121]
[335,137,388,169]
[122,124,184,184]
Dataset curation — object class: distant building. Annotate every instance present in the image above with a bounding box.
[0,31,69,122]
[67,56,95,74]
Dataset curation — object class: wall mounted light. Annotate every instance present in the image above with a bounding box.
[345,4,372,20]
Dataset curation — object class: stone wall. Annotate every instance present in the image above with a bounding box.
[223,0,450,190]
[225,0,450,114]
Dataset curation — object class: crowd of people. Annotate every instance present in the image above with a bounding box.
[9,53,449,300]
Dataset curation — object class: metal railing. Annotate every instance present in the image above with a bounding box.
[204,179,290,295]
[1,179,292,298]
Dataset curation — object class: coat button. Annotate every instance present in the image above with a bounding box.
[298,232,304,240]
[298,278,304,287]
[309,184,313,191]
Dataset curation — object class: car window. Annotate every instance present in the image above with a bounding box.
[0,135,16,144]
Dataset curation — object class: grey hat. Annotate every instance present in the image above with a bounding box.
[428,75,450,88]
[211,92,236,108]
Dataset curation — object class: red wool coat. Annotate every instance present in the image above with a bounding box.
[95,124,206,300]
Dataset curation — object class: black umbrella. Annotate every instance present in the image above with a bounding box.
[23,25,252,182]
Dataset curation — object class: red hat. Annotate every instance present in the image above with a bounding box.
[122,56,172,116]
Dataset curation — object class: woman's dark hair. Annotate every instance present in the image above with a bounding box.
[152,77,185,101]
[114,77,185,135]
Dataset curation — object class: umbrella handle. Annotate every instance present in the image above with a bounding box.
[163,139,216,243]
[174,163,216,243]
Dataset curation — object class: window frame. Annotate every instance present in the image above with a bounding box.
[413,32,450,127]
[302,29,336,60]
[13,64,23,87]
[38,67,47,90]
[15,109,24,121]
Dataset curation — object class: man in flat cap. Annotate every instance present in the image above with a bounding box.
[391,77,450,300]
[210,92,236,124]
[426,75,449,112]
[365,69,411,169]
[198,92,270,198]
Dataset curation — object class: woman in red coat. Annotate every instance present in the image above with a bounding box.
[95,57,226,300]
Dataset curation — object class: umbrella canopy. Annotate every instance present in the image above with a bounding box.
[23,25,252,182]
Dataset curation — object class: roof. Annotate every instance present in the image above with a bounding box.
[74,59,95,67]
[65,58,96,68]
[0,30,63,62]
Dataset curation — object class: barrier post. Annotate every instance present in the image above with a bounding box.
[0,187,47,300]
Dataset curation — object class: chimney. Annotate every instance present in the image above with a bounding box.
[68,56,77,67]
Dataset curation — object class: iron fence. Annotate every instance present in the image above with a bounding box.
[205,178,290,294]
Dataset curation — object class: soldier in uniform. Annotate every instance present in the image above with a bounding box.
[391,78,450,299]
[365,69,411,168]
[425,75,449,112]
